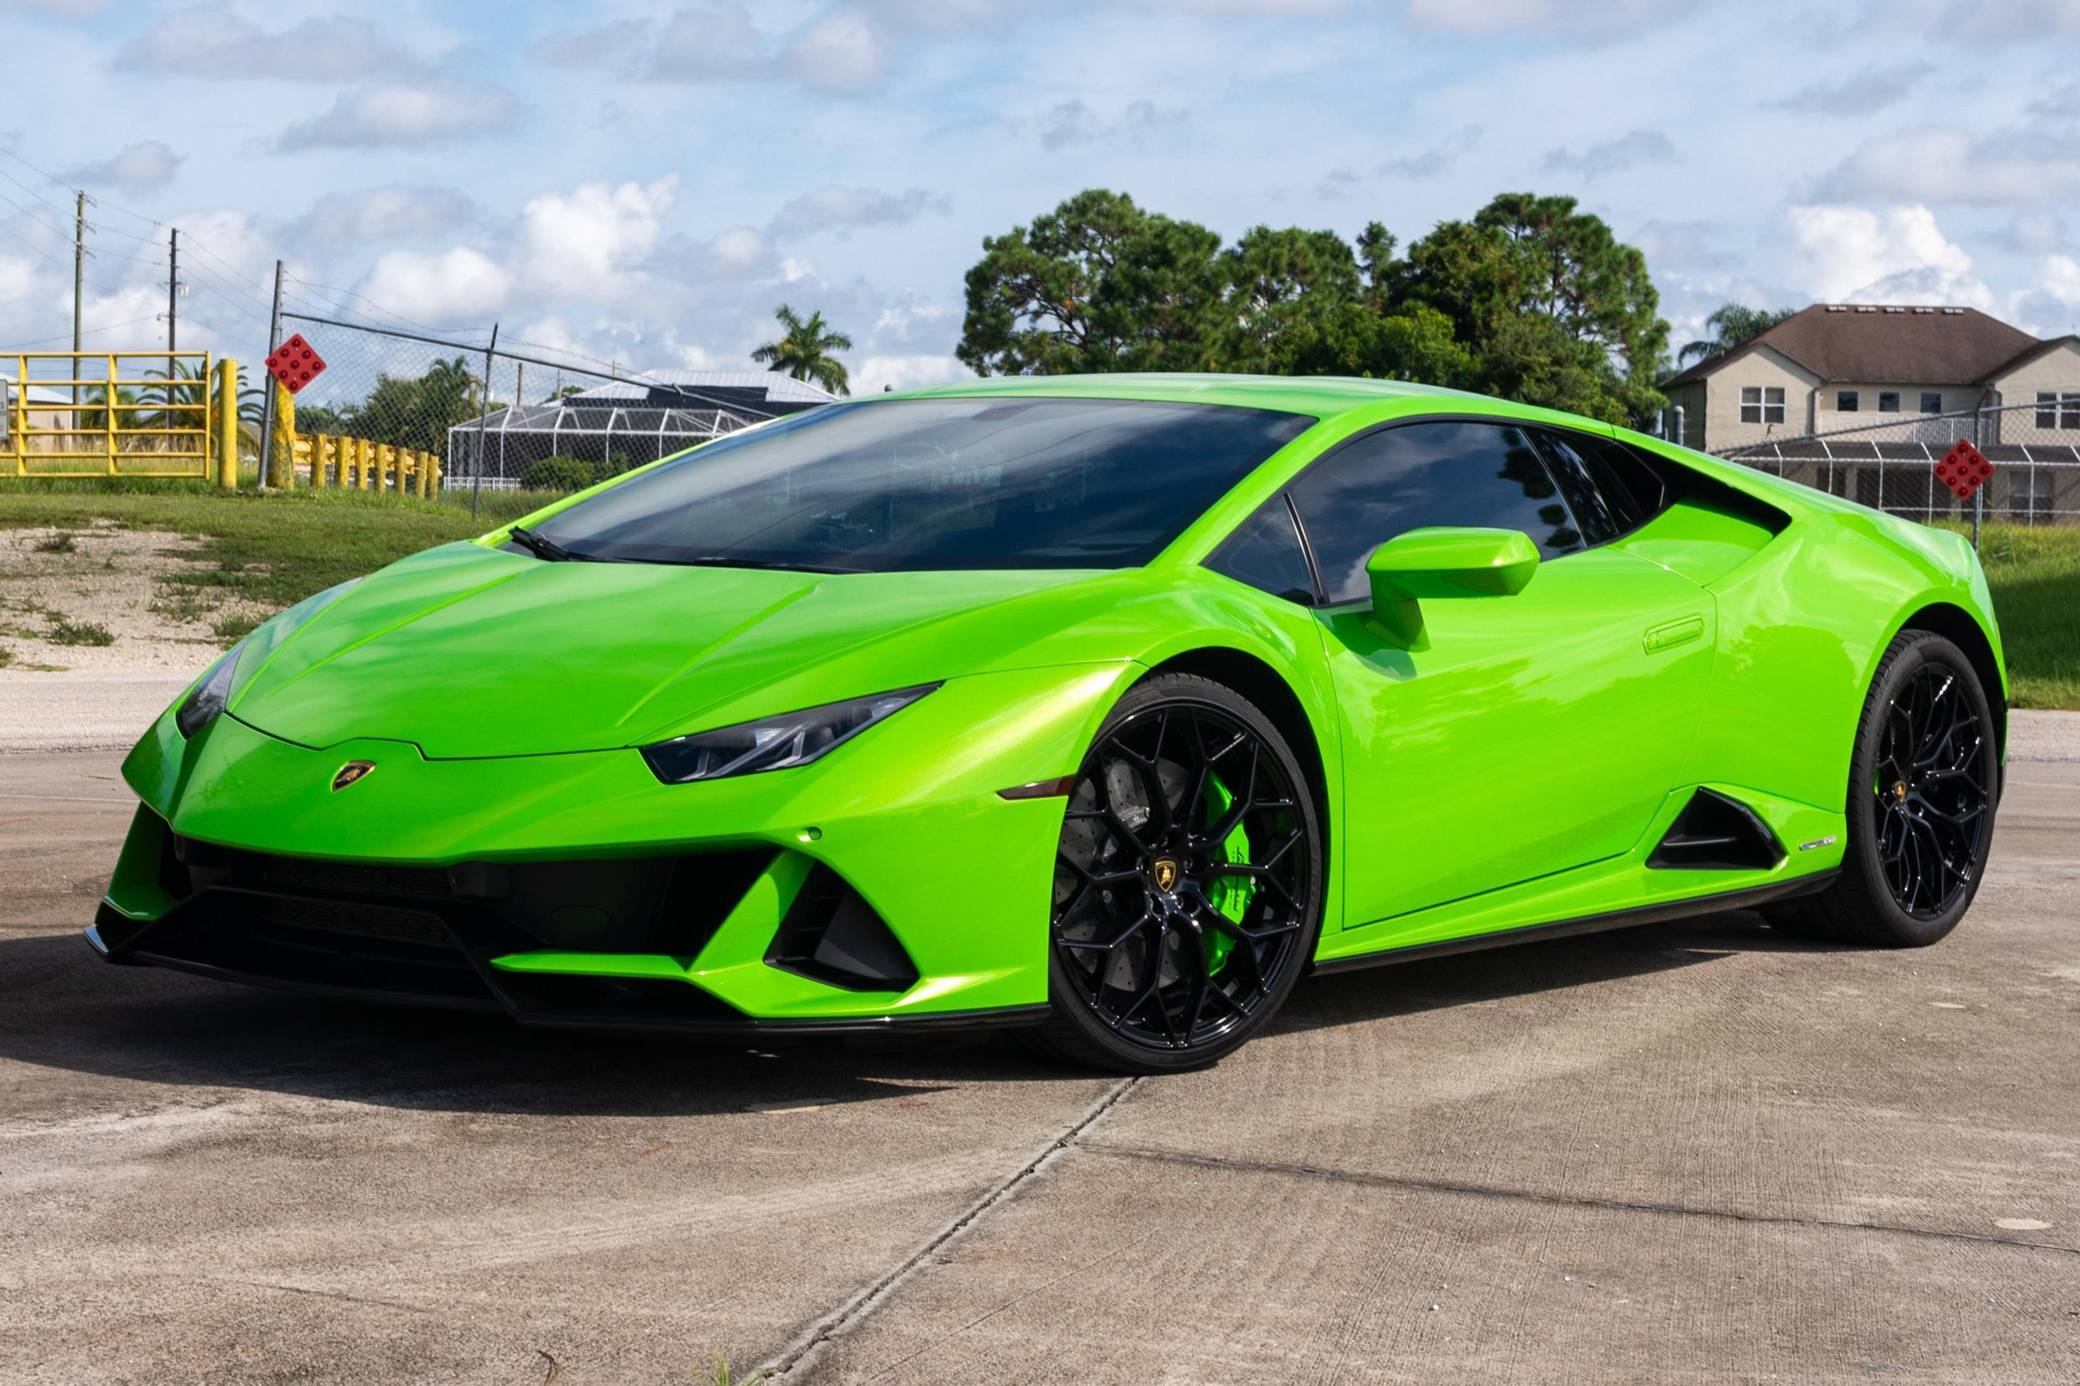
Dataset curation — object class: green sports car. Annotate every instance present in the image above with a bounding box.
[91,375,2006,1072]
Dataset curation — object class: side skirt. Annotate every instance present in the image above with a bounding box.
[1309,871,1837,976]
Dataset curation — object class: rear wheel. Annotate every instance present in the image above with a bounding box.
[1771,630,1998,947]
[1035,674,1323,1073]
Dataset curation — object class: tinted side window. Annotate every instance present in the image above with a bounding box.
[1534,430,1625,545]
[1208,499,1318,603]
[1288,421,1581,603]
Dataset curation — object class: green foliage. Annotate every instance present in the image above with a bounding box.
[45,616,114,646]
[521,454,602,493]
[1678,303,1798,367]
[297,356,483,455]
[958,188,1672,426]
[752,305,853,395]
[35,532,77,553]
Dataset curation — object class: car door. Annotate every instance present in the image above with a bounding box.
[1288,418,1716,932]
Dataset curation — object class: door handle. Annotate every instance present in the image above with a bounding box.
[1643,615,1705,653]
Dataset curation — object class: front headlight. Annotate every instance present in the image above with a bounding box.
[174,641,246,739]
[641,684,939,784]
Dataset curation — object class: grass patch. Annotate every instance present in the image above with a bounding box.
[0,643,11,668]
[0,480,556,617]
[45,617,115,647]
[211,612,264,641]
[1963,523,2080,711]
[34,531,78,554]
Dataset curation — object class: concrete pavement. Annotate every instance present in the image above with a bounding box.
[1,730,2075,1383]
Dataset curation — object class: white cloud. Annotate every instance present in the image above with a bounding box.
[1540,128,1678,180]
[519,177,678,297]
[1403,0,1656,36]
[1035,99,1183,151]
[289,187,478,247]
[648,3,767,81]
[1943,0,2080,40]
[781,9,885,90]
[1770,63,1930,116]
[358,247,511,322]
[1823,127,2080,205]
[63,140,181,190]
[1,0,109,15]
[117,7,422,80]
[768,186,950,242]
[1378,124,1483,179]
[276,84,517,151]
[1785,203,1990,308]
[852,353,968,394]
[1996,210,2070,256]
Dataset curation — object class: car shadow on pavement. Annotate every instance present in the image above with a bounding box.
[1278,907,1843,1035]
[0,911,1843,1112]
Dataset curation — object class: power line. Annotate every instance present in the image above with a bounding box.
[282,270,487,339]
[0,312,163,351]
[0,217,70,272]
[176,231,269,295]
[0,144,163,229]
[0,187,73,243]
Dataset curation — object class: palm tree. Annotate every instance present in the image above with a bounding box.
[751,305,853,396]
[1677,303,1797,368]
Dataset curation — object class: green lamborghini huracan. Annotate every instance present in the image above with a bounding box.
[92,375,2006,1071]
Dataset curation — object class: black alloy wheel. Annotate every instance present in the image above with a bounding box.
[1036,674,1322,1072]
[1770,630,1999,947]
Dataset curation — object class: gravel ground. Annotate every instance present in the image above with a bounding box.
[0,521,263,674]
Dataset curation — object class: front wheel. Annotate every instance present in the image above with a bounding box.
[1035,673,1323,1073]
[1771,630,1999,947]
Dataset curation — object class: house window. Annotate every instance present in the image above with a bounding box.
[2036,392,2080,429]
[1837,390,1859,412]
[1878,391,1901,413]
[1739,386,1785,425]
[1920,391,1943,414]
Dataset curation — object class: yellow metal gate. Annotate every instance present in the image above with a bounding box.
[2,351,238,482]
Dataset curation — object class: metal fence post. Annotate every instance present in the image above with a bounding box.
[471,324,498,521]
[256,259,283,493]
[1972,401,1986,551]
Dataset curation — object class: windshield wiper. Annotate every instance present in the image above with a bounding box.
[507,526,604,563]
[668,555,868,575]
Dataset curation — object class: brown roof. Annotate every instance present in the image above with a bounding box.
[1664,304,2043,389]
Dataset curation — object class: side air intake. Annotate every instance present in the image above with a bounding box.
[767,866,920,993]
[1648,789,1787,871]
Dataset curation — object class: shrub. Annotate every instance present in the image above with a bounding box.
[519,455,600,492]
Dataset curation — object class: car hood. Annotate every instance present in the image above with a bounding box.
[225,542,1113,758]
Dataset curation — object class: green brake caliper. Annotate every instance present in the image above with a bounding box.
[1200,773,1253,974]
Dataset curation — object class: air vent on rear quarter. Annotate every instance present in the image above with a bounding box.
[1648,789,1787,871]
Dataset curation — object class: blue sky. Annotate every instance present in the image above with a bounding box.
[2,0,2077,393]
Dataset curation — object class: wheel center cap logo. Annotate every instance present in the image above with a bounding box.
[1892,779,1909,803]
[332,760,376,791]
[1151,857,1179,892]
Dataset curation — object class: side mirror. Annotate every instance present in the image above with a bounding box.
[1364,527,1539,647]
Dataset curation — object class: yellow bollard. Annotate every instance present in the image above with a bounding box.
[357,437,373,490]
[415,449,431,499]
[317,434,333,488]
[429,452,441,497]
[213,359,239,490]
[267,381,296,489]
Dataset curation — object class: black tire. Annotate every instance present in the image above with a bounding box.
[1034,673,1323,1073]
[1770,630,1999,947]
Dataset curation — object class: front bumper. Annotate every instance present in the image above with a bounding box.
[95,663,1132,1029]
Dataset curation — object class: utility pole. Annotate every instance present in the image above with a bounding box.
[257,259,284,492]
[166,227,178,354]
[71,191,84,356]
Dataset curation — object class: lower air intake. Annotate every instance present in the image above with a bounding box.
[1648,789,1788,871]
[767,866,920,993]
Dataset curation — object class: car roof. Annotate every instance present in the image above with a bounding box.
[885,372,1488,418]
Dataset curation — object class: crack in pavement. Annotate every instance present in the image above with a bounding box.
[212,1277,436,1315]
[1077,1141,2080,1259]
[751,1077,1142,1381]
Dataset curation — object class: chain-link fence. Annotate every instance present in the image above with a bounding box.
[1711,397,2079,526]
[269,312,788,509]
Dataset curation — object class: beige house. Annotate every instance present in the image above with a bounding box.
[1661,304,2080,454]
[0,374,72,456]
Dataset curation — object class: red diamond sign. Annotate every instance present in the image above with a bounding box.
[265,333,326,394]
[1933,439,1994,501]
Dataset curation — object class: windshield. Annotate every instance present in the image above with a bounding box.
[527,397,1313,572]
